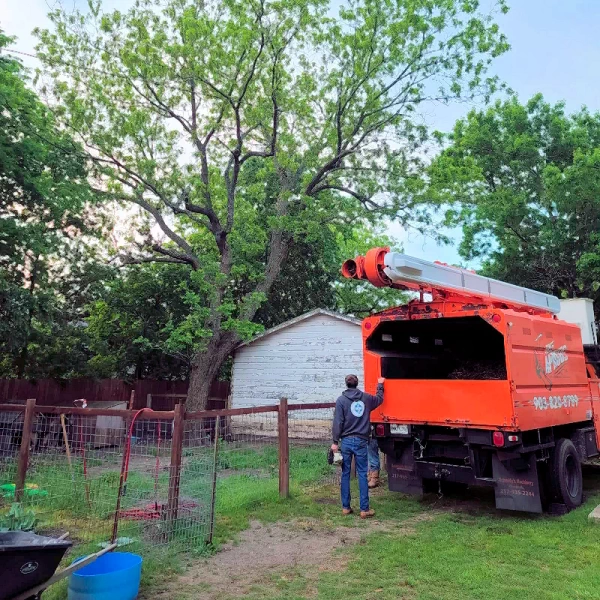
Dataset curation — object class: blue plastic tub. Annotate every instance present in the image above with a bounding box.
[68,552,142,600]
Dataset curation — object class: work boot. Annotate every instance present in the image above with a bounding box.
[360,509,375,519]
[342,508,353,516]
[368,470,380,489]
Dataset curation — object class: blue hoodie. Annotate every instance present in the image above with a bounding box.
[332,383,384,444]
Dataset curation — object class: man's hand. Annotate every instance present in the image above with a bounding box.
[378,377,385,384]
[331,443,339,452]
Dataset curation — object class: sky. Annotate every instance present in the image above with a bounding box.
[3,0,600,266]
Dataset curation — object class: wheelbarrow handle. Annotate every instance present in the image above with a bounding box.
[10,543,118,600]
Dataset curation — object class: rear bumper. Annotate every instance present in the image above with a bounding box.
[373,422,522,450]
[380,426,543,513]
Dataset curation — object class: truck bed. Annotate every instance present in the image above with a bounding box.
[364,308,595,433]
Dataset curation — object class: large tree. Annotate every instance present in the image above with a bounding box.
[428,95,600,310]
[36,0,508,408]
[85,224,402,379]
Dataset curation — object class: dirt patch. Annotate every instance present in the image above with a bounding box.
[150,514,434,600]
[313,496,338,505]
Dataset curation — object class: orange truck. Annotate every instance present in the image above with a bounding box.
[342,247,600,513]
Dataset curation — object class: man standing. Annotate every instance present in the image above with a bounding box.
[331,374,385,518]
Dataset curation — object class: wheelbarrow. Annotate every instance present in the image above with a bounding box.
[1,531,116,600]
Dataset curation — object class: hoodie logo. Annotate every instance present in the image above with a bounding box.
[350,401,365,417]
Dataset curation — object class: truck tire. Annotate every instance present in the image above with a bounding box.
[551,438,583,509]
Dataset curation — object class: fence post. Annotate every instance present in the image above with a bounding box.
[278,397,289,498]
[60,414,74,483]
[167,402,185,523]
[15,398,36,502]
[208,415,220,545]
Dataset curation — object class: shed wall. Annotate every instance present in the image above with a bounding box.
[231,314,363,408]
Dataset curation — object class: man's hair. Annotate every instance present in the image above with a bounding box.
[345,374,359,389]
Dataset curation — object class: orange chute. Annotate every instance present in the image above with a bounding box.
[341,246,391,288]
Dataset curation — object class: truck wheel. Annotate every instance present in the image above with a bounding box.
[551,439,583,509]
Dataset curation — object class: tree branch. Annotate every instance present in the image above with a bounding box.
[310,183,383,209]
[129,195,201,269]
[117,256,188,267]
[304,150,354,196]
[151,244,200,267]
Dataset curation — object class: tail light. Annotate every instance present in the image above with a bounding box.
[493,431,505,447]
[508,435,519,443]
[375,424,385,437]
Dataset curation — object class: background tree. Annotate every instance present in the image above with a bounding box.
[85,263,195,379]
[36,0,508,408]
[0,31,103,377]
[428,95,600,312]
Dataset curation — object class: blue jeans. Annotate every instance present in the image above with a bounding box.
[340,436,369,511]
[368,437,380,471]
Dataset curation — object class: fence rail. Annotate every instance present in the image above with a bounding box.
[0,378,230,409]
[0,398,336,558]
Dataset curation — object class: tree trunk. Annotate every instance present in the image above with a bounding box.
[186,332,238,411]
[186,229,291,411]
[15,259,38,378]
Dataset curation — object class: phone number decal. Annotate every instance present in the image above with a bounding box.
[498,489,535,497]
[533,394,579,411]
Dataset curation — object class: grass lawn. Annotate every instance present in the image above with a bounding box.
[313,496,600,600]
[159,464,600,600]
[5,445,600,599]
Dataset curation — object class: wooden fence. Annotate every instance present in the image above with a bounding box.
[0,398,335,545]
[0,379,230,409]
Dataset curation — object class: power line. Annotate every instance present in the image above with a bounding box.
[3,48,39,60]
[3,47,118,79]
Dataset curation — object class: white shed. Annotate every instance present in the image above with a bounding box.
[231,309,363,408]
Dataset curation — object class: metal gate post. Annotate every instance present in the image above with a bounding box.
[208,415,220,544]
[15,399,36,502]
[278,398,289,498]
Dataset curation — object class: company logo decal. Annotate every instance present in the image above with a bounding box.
[20,561,38,575]
[534,339,569,390]
[544,341,568,375]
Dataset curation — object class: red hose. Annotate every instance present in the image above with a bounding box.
[111,408,151,543]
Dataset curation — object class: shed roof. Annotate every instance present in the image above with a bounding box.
[238,309,361,349]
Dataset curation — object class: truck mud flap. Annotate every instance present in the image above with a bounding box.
[388,446,423,496]
[492,453,542,513]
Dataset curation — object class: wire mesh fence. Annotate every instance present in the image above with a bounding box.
[0,404,213,559]
[0,409,22,500]
[288,405,340,486]
[0,399,341,562]
[184,410,282,528]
